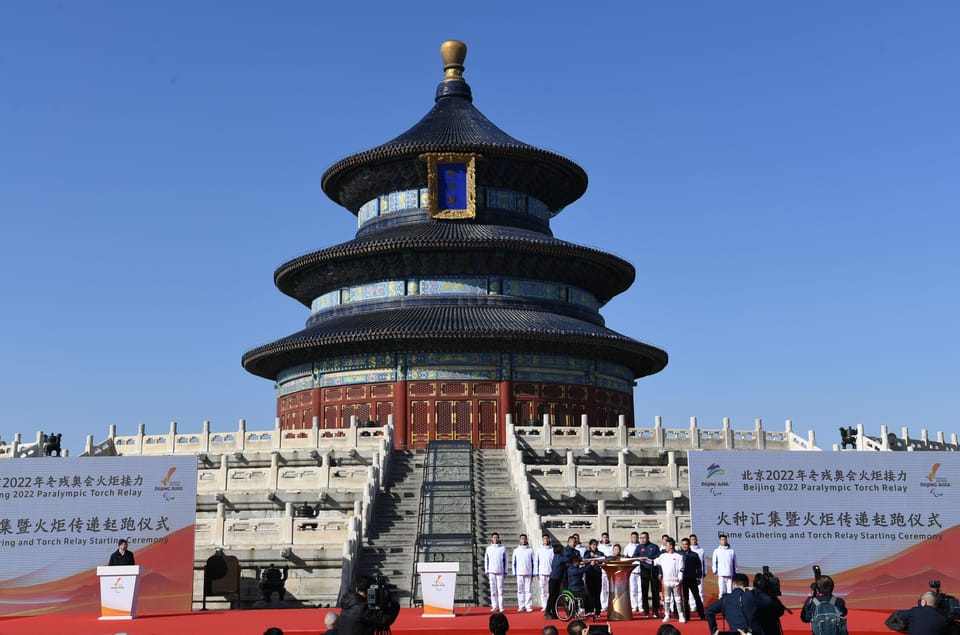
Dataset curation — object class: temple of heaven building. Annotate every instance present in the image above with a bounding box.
[242,41,668,449]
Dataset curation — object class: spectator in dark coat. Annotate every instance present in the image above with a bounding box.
[338,576,399,635]
[891,592,954,635]
[705,573,774,635]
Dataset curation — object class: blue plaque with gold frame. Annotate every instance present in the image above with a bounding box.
[420,152,479,219]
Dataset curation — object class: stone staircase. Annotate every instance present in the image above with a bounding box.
[356,449,424,605]
[473,449,525,609]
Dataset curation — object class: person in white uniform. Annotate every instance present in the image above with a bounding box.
[654,537,686,623]
[485,532,507,612]
[622,531,642,613]
[597,532,614,610]
[711,534,737,598]
[535,534,555,612]
[512,533,535,612]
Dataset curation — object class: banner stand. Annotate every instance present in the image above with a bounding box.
[97,565,141,619]
[416,562,459,617]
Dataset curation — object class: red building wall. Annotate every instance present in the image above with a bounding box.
[277,380,634,449]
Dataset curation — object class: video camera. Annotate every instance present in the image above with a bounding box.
[926,580,960,622]
[754,565,782,598]
[366,574,399,612]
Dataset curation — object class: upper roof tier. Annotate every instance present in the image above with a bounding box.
[321,40,588,214]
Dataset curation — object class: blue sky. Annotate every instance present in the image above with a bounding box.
[1,2,957,454]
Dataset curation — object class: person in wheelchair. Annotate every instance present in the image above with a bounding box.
[565,552,597,616]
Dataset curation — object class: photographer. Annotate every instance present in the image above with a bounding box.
[889,592,954,635]
[753,569,787,635]
[800,575,847,635]
[705,573,772,635]
[339,575,400,635]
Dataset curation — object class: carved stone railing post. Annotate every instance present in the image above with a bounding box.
[270,452,280,490]
[566,450,576,489]
[168,421,177,454]
[581,414,590,450]
[201,420,211,452]
[218,454,228,491]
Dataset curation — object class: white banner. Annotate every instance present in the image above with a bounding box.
[0,456,197,615]
[688,451,959,608]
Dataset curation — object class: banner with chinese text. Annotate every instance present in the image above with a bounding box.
[0,456,196,616]
[688,451,959,609]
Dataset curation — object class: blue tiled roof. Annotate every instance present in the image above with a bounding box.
[274,222,636,306]
[242,304,667,380]
[321,76,588,213]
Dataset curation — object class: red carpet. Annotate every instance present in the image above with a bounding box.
[0,607,894,635]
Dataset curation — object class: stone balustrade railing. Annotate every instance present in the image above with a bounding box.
[195,452,380,495]
[513,415,818,452]
[196,503,358,550]
[91,417,393,457]
[538,507,692,543]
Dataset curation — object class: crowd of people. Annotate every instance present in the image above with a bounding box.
[484,530,748,625]
[266,530,960,635]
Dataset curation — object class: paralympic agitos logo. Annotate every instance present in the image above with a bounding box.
[701,463,728,496]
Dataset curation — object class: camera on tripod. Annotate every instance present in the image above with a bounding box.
[925,580,960,622]
[366,574,398,612]
[754,565,782,598]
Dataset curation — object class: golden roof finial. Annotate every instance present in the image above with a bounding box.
[440,40,467,82]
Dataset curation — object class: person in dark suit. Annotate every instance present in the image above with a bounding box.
[892,592,954,635]
[705,573,773,635]
[108,539,135,566]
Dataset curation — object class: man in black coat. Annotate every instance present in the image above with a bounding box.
[705,573,772,635]
[339,575,400,635]
[891,592,955,635]
[108,539,135,566]
[679,537,705,621]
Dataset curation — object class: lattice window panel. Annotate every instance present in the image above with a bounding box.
[545,402,568,427]
[355,403,372,421]
[542,384,564,399]
[479,400,498,446]
[376,401,393,423]
[409,382,436,397]
[323,388,343,401]
[513,383,537,397]
[595,389,611,405]
[441,382,467,396]
[346,386,367,400]
[323,405,339,428]
[371,384,393,398]
[342,404,356,424]
[454,401,472,437]
[436,401,454,437]
[472,382,498,396]
[567,386,588,401]
[411,401,430,440]
[514,400,537,423]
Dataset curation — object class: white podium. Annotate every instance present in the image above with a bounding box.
[96,565,141,620]
[416,561,459,617]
